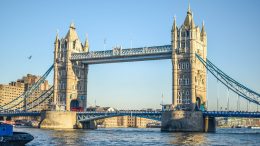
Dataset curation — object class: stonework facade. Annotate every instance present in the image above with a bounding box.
[53,23,88,111]
[0,74,50,111]
[172,5,207,111]
[97,116,156,128]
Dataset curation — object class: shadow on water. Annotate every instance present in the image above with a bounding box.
[14,127,260,145]
[169,133,207,145]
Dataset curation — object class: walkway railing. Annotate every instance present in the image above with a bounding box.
[71,45,172,63]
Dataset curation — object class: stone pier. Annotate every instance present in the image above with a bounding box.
[81,120,97,130]
[161,111,216,132]
[39,111,77,129]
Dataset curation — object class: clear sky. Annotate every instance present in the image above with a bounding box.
[0,0,259,110]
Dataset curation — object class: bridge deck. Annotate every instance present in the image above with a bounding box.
[203,111,260,118]
[0,111,259,119]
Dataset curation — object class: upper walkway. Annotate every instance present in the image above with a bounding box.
[70,45,172,64]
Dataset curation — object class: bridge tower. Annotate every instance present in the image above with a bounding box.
[53,23,89,111]
[171,5,207,111]
[162,5,214,132]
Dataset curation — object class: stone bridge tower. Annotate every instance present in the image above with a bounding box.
[53,23,89,111]
[171,5,207,111]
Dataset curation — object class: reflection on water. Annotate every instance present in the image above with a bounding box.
[170,133,206,145]
[13,127,260,146]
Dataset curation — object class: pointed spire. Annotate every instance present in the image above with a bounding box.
[83,34,89,52]
[70,22,76,29]
[66,22,79,41]
[172,15,177,31]
[188,0,191,14]
[54,29,59,44]
[184,3,193,27]
[201,20,206,35]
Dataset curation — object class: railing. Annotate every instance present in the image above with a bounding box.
[71,45,172,61]
[77,111,162,122]
[203,111,260,118]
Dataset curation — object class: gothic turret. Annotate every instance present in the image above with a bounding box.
[54,32,59,44]
[53,32,60,110]
[201,21,207,39]
[65,22,79,42]
[172,15,177,32]
[183,3,194,28]
[83,35,89,52]
[171,16,178,50]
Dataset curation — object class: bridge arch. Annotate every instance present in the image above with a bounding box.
[195,97,201,111]
[70,99,83,111]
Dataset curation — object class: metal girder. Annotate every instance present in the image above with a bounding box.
[203,111,260,118]
[196,54,260,105]
[15,86,54,111]
[0,65,54,111]
[77,111,162,122]
[0,112,41,117]
[71,45,172,64]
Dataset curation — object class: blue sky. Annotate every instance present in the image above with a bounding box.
[0,0,259,110]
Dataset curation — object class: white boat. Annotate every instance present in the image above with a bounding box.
[250,126,260,129]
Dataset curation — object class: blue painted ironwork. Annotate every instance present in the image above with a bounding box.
[203,111,260,118]
[15,86,53,111]
[0,112,41,117]
[77,111,162,122]
[196,54,260,105]
[1,111,259,119]
[0,65,54,112]
[71,45,172,64]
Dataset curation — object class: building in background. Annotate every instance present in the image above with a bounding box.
[0,74,51,111]
[88,106,159,128]
[217,117,260,128]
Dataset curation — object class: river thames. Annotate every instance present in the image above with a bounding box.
[15,127,260,145]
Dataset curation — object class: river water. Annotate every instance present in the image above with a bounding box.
[15,127,259,146]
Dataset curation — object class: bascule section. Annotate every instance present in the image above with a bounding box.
[53,23,88,111]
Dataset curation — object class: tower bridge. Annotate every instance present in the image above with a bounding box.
[0,4,259,132]
[52,4,208,112]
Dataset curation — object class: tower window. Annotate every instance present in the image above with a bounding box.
[181,42,185,49]
[186,31,190,37]
[182,32,186,37]
[186,78,190,85]
[186,63,189,69]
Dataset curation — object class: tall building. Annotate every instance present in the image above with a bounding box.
[171,5,207,111]
[98,116,156,128]
[53,23,88,111]
[0,82,24,106]
[88,107,157,128]
[0,74,51,111]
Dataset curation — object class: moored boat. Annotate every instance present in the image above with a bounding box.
[250,126,260,129]
[0,123,34,146]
